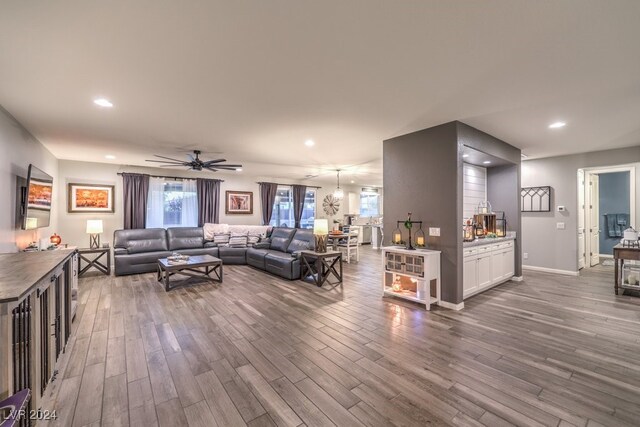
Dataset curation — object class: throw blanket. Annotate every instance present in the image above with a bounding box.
[203,223,270,240]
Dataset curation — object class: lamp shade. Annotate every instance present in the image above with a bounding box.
[313,219,329,235]
[86,220,104,234]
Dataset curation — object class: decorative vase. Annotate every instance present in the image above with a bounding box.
[50,233,62,245]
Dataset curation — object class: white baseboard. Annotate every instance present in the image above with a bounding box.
[522,265,579,276]
[599,254,613,259]
[438,300,464,311]
[510,276,524,282]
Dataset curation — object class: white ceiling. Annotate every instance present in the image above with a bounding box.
[1,0,640,186]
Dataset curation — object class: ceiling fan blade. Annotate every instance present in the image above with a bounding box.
[213,164,243,168]
[153,154,187,162]
[203,159,227,165]
[145,160,186,165]
[158,164,186,168]
[205,166,219,172]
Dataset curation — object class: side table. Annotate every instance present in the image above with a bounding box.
[300,250,343,287]
[78,247,111,277]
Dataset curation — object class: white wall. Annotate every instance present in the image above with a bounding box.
[463,163,487,221]
[521,146,640,273]
[0,106,59,252]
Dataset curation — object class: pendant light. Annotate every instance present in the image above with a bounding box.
[333,170,344,199]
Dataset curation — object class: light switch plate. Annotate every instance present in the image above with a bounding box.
[557,222,565,230]
[557,205,566,212]
[429,227,440,237]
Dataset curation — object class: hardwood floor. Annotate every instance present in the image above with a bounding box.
[43,247,640,426]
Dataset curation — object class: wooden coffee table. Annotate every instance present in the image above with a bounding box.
[157,254,223,291]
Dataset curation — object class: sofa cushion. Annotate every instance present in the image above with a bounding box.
[203,223,229,240]
[269,228,296,252]
[286,229,315,253]
[218,247,247,264]
[247,233,261,246]
[246,247,269,269]
[213,233,230,247]
[167,227,204,250]
[229,232,248,247]
[117,251,172,265]
[114,228,168,254]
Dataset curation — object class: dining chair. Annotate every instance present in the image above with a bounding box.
[338,228,360,263]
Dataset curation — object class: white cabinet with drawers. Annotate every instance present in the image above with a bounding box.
[463,240,515,299]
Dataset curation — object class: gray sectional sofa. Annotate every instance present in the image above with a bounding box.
[113,226,315,280]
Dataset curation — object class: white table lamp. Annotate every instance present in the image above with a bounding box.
[86,219,104,249]
[313,219,329,253]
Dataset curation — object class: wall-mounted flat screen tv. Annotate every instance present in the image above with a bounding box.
[22,164,53,230]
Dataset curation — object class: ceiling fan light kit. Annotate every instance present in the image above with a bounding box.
[146,150,242,172]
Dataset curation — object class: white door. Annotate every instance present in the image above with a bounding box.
[463,256,478,297]
[589,174,600,266]
[477,253,493,289]
[578,170,586,269]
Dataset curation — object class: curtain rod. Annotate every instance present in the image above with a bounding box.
[117,172,224,182]
[256,181,321,189]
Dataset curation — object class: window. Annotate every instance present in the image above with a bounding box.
[269,186,316,228]
[360,191,380,216]
[147,178,198,228]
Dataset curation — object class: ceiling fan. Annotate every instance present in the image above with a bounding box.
[145,150,242,172]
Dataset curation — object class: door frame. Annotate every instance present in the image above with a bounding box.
[579,164,636,268]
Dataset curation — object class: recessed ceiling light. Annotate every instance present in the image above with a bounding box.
[94,98,113,108]
[236,168,243,172]
[105,154,116,160]
[548,121,566,129]
[304,139,315,147]
[350,180,355,184]
[462,154,469,158]
[483,160,491,164]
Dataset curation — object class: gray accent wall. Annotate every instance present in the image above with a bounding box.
[384,121,521,305]
[384,122,461,303]
[521,146,640,272]
[0,105,59,252]
[487,164,522,276]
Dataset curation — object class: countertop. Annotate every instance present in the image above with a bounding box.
[0,248,76,303]
[463,232,516,248]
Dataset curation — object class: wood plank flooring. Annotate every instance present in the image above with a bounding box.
[43,247,640,426]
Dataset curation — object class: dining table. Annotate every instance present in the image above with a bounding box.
[326,232,349,250]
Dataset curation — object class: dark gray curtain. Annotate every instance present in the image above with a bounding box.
[259,182,279,225]
[292,184,307,228]
[122,173,149,229]
[196,178,221,225]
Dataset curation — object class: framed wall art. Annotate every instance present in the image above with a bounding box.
[68,183,115,213]
[225,190,253,214]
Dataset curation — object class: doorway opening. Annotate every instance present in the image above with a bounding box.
[578,165,635,269]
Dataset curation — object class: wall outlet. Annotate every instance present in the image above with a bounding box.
[557,222,565,230]
[523,252,529,260]
[429,227,441,237]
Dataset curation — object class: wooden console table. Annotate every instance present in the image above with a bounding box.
[613,244,640,295]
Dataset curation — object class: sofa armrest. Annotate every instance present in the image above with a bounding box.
[204,241,218,248]
[114,247,128,256]
[253,241,271,249]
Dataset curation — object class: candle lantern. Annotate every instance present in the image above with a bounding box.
[415,224,426,248]
[495,212,507,237]
[463,220,475,242]
[392,225,403,245]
